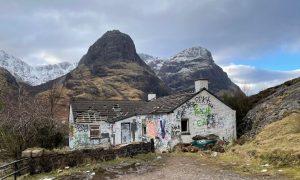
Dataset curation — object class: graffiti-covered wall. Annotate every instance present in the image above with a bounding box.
[173,90,236,143]
[69,105,112,149]
[68,90,236,151]
[114,114,180,152]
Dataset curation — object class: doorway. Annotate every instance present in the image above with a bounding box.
[121,123,131,144]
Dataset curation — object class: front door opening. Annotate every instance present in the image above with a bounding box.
[121,123,131,144]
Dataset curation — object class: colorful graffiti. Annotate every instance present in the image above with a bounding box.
[160,119,166,139]
[194,96,213,108]
[73,133,89,147]
[146,121,157,138]
[75,124,89,132]
[171,125,181,139]
[193,104,224,128]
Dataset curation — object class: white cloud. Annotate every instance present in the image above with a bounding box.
[222,64,300,95]
[0,0,300,64]
[26,51,63,65]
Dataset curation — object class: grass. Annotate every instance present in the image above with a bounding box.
[217,111,300,179]
[21,153,162,180]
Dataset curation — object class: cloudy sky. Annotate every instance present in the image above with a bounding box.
[0,0,300,94]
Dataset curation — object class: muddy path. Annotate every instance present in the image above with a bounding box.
[110,154,290,180]
[58,154,291,180]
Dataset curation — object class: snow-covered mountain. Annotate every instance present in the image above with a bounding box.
[140,47,244,96]
[139,47,213,73]
[170,47,212,62]
[138,53,167,74]
[0,50,77,86]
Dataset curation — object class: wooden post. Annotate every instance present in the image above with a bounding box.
[14,162,17,180]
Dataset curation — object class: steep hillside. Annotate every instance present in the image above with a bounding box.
[241,77,300,137]
[156,47,244,96]
[0,67,19,103]
[35,30,171,101]
[0,50,77,85]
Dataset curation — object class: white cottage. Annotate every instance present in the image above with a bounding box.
[69,80,236,151]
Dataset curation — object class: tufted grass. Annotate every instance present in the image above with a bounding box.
[218,111,300,179]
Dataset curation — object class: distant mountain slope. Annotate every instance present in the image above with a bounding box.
[0,67,19,97]
[138,53,166,74]
[241,77,300,137]
[140,47,244,96]
[0,50,77,86]
[35,30,171,100]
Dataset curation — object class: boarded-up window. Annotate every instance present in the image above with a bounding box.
[90,125,100,138]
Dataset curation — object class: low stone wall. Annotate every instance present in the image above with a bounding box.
[22,142,153,174]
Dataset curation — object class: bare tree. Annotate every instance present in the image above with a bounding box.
[0,85,66,159]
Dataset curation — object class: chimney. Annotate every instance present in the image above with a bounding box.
[148,94,156,101]
[195,79,208,93]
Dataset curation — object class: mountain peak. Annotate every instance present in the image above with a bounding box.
[79,30,140,66]
[171,46,213,62]
[0,50,77,86]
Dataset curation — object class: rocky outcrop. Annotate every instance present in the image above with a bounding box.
[241,77,300,137]
[35,30,171,100]
[138,53,165,74]
[154,47,243,97]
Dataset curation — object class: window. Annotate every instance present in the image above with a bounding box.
[181,119,189,133]
[142,126,147,136]
[90,125,100,139]
[142,119,147,136]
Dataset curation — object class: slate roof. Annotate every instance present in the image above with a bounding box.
[71,100,149,123]
[70,88,229,123]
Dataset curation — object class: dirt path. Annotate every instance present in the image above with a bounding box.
[117,154,290,180]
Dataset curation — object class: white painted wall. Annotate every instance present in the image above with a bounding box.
[69,90,236,151]
[173,90,236,144]
[69,105,112,149]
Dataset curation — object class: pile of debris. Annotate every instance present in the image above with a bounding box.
[174,134,227,153]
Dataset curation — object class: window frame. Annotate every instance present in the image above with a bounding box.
[90,125,101,139]
[181,118,189,134]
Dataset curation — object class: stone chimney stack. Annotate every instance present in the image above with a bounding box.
[148,94,156,101]
[195,79,208,93]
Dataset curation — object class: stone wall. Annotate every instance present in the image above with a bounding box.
[22,142,153,174]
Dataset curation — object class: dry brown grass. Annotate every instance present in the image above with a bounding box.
[218,111,300,179]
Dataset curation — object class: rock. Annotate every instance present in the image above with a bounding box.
[261,164,269,167]
[206,134,219,140]
[211,152,218,157]
[65,166,70,169]
[31,149,44,157]
[157,156,162,159]
[57,169,63,173]
[40,177,55,180]
[37,30,171,100]
[241,77,300,137]
[43,149,55,155]
[192,135,207,140]
[21,149,32,158]
[155,47,244,97]
[261,169,268,173]
[211,143,225,153]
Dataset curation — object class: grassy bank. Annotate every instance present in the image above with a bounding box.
[218,112,300,179]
